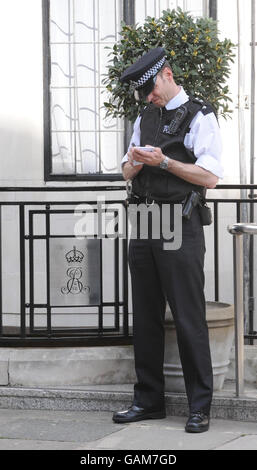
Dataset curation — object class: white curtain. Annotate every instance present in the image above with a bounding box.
[49,0,123,175]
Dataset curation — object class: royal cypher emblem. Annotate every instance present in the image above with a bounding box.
[61,246,90,295]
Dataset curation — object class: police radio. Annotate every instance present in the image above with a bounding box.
[163,105,188,135]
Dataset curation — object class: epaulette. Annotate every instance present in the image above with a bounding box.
[201,103,216,116]
[190,96,216,117]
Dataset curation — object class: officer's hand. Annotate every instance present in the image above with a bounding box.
[128,147,143,170]
[131,146,164,166]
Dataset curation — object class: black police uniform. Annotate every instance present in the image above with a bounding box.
[117,48,214,420]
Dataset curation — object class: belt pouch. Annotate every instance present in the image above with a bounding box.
[198,203,212,226]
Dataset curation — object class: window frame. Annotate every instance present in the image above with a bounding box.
[42,0,126,182]
[209,0,217,20]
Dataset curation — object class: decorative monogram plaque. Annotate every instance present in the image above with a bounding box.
[50,239,101,306]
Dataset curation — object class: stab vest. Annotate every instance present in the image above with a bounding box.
[131,96,215,202]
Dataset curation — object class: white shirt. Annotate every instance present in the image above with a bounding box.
[121,87,224,178]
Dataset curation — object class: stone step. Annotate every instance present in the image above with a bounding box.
[1,345,256,389]
[0,382,256,422]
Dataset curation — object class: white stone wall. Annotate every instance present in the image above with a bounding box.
[0,0,44,187]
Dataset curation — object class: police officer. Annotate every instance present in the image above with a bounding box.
[112,48,223,433]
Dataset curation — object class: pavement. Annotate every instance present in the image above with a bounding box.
[0,408,256,451]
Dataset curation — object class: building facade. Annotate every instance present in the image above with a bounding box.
[0,0,256,342]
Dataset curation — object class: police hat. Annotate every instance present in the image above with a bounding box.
[120,47,166,101]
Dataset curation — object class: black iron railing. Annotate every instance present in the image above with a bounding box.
[0,184,256,346]
[0,186,130,346]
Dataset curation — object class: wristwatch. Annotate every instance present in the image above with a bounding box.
[159,156,169,170]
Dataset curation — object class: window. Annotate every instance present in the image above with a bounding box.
[135,0,208,23]
[43,0,124,181]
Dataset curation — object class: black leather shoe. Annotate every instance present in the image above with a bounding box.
[112,405,166,423]
[185,412,210,433]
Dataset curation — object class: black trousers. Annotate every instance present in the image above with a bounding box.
[128,205,213,414]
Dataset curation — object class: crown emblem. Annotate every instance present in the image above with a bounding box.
[65,246,84,263]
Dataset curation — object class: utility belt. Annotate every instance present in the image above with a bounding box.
[126,182,212,226]
[126,194,184,206]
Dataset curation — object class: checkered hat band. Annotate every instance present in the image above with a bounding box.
[131,56,166,88]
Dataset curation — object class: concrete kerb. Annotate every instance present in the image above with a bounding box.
[0,385,257,422]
